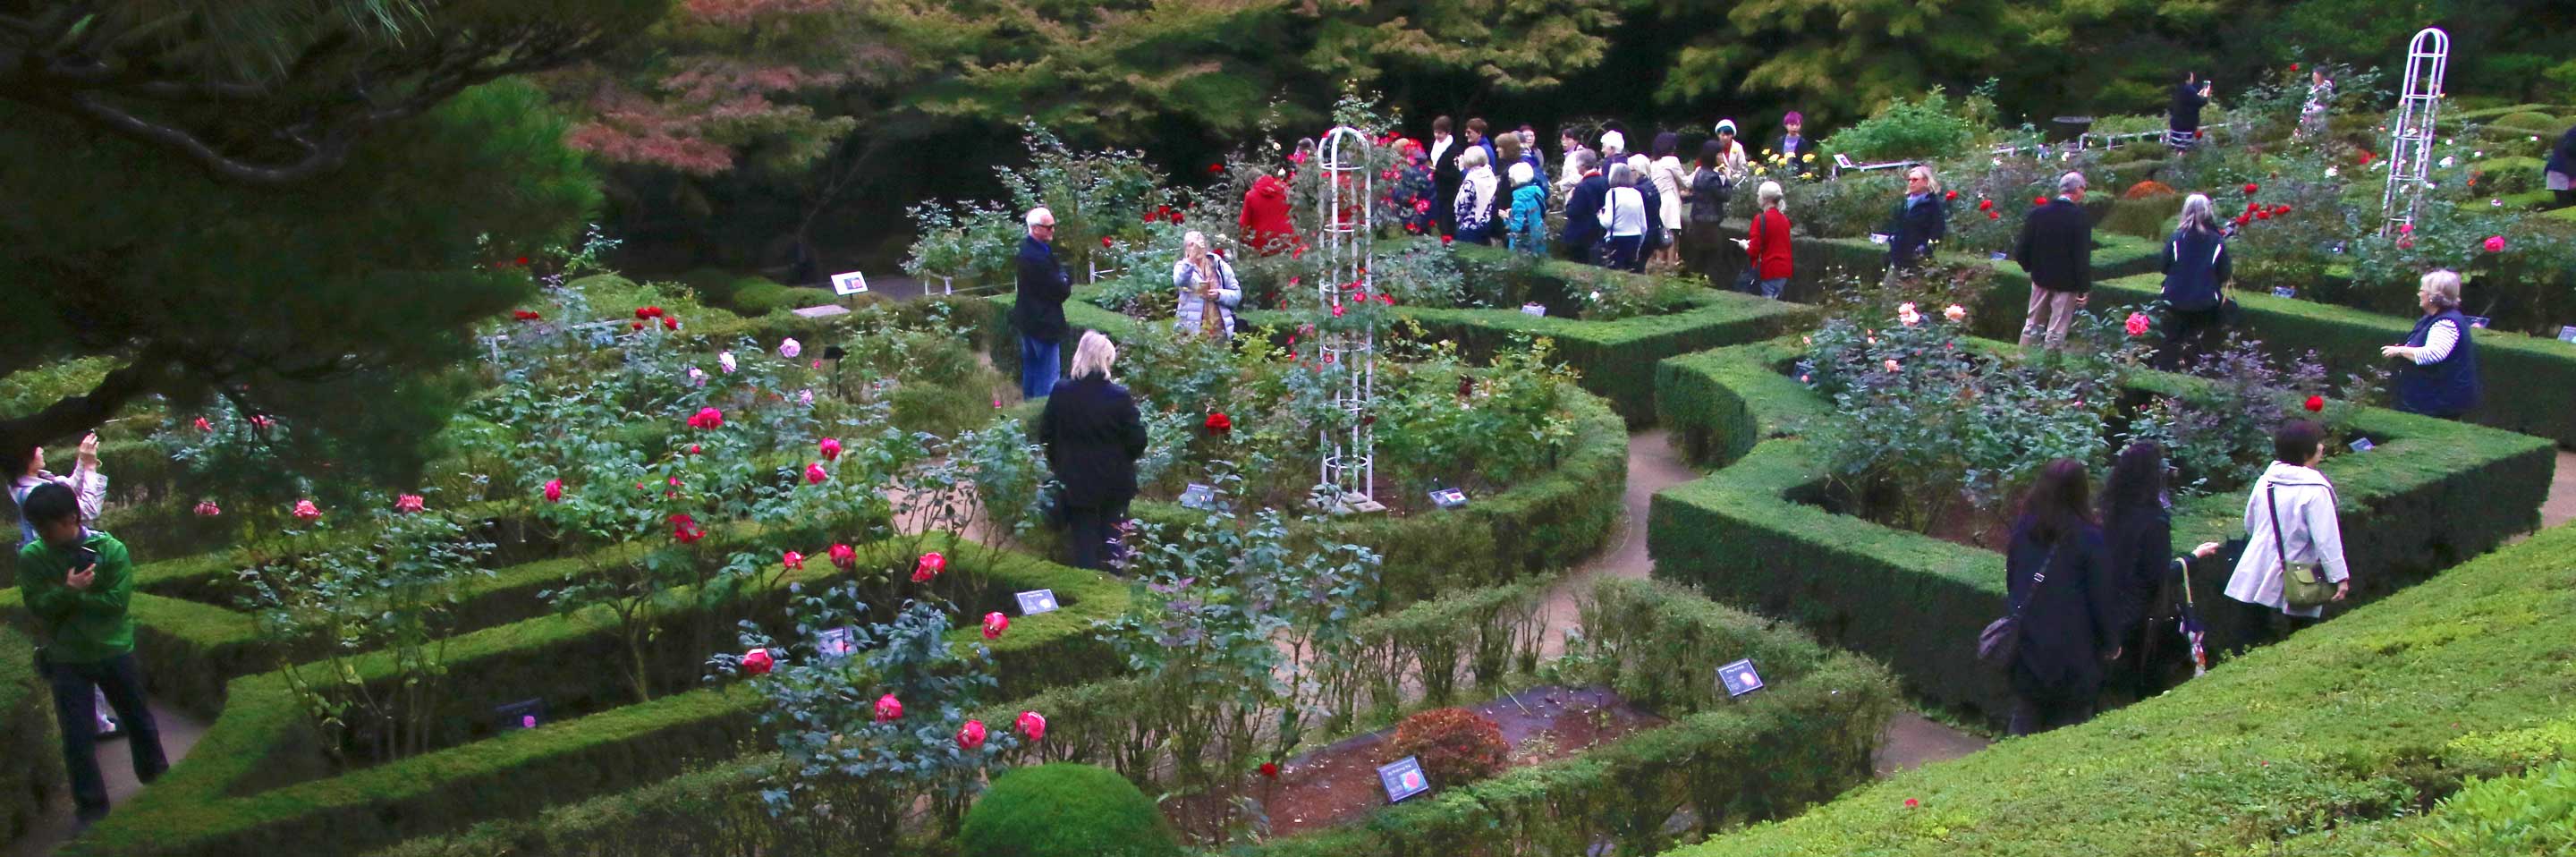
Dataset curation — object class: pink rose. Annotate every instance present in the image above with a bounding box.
[805,462,828,485]
[742,648,774,675]
[783,550,805,571]
[875,693,902,722]
[912,552,945,583]
[957,719,987,751]
[829,543,855,570]
[2484,235,2506,252]
[394,494,426,514]
[193,501,222,517]
[687,408,724,429]
[544,479,564,503]
[983,611,1009,640]
[1016,710,1046,742]
[778,338,802,359]
[1883,359,1901,372]
[193,417,213,433]
[819,437,842,461]
[2125,312,2152,337]
[291,499,321,522]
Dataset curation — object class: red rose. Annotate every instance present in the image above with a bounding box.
[1210,163,1224,174]
[513,310,542,321]
[2247,201,2261,214]
[1170,211,1183,224]
[668,513,705,543]
[2033,196,2048,207]
[663,316,679,330]
[2256,211,2271,220]
[2244,182,2259,194]
[1945,190,1958,200]
[1101,236,1114,249]
[1259,762,1279,779]
[1904,798,1919,809]
[912,551,945,583]
[805,462,828,484]
[982,612,1009,640]
[515,256,530,267]
[829,543,855,570]
[1987,210,2001,220]
[2304,395,2325,412]
[2289,63,2300,72]
[2275,205,2292,215]
[741,648,773,675]
[1205,412,1233,435]
[1978,199,1994,211]
[1441,234,1453,245]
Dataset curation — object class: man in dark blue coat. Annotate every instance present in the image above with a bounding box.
[1012,207,1072,399]
[1558,150,1608,265]
[2014,172,2093,349]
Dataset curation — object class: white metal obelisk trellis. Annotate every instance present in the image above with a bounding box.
[1317,127,1377,509]
[2381,27,2449,237]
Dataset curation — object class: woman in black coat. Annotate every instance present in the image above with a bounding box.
[1885,165,1946,279]
[2097,443,2224,702]
[1038,330,1149,571]
[2000,458,2123,736]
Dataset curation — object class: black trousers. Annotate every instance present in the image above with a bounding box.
[1064,501,1131,572]
[47,651,169,820]
[2007,693,2097,737]
[2157,305,2226,370]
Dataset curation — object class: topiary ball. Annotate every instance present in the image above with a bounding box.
[958,763,1182,857]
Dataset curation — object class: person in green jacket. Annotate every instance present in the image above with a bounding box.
[16,480,167,827]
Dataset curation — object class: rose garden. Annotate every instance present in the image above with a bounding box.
[10,10,2576,857]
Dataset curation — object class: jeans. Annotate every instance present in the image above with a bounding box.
[47,652,168,821]
[1018,335,1061,400]
[1601,234,1644,272]
[2006,693,2096,737]
[2020,287,2082,349]
[1064,502,1130,572]
[1758,277,1788,299]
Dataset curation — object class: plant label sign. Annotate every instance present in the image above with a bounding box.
[1429,488,1469,509]
[1179,483,1217,510]
[2271,286,2297,299]
[831,270,869,296]
[1520,303,1547,318]
[1868,233,1892,245]
[2350,437,2377,453]
[2558,326,2576,344]
[1718,658,1766,698]
[495,698,545,732]
[817,626,858,660]
[1378,757,1432,803]
[1988,251,2008,260]
[1015,590,1059,615]
[2466,316,2491,329]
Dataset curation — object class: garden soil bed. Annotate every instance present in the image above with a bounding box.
[1186,684,1665,837]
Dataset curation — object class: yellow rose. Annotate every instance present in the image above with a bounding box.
[1802,153,1816,162]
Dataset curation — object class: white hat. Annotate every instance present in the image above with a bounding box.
[1599,130,1625,152]
[1714,119,1738,135]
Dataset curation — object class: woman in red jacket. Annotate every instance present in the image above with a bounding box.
[1238,173,1295,256]
[1734,180,1794,299]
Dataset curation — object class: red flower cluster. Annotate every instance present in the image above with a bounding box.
[668,513,706,544]
[1205,412,1233,435]
[513,310,543,321]
[635,306,667,320]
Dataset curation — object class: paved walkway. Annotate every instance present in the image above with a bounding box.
[7,700,208,857]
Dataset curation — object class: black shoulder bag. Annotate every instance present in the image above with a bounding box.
[1978,540,2061,669]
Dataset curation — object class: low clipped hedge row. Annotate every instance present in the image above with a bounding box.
[1234,578,1896,857]
[1982,270,2576,448]
[2,624,64,844]
[1120,382,1629,606]
[1648,335,2555,720]
[987,276,1816,426]
[1653,522,2576,857]
[63,534,1125,857]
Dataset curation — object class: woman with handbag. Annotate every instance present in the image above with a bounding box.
[1996,458,2123,737]
[2157,194,2232,369]
[2223,420,2351,647]
[1732,181,1793,298]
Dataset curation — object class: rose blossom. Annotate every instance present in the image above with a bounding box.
[394,494,426,514]
[819,437,843,461]
[829,543,855,569]
[2125,312,2152,337]
[778,338,801,359]
[983,611,1010,640]
[805,462,828,485]
[957,719,987,750]
[783,550,805,571]
[741,648,774,675]
[1016,710,1046,742]
[291,499,322,522]
[193,500,222,517]
[912,551,945,583]
[544,479,564,502]
[875,693,902,722]
[717,352,736,374]
[1944,304,1967,322]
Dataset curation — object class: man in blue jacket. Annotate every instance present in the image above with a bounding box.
[2015,172,2094,349]
[1558,150,1608,265]
[1012,207,1072,399]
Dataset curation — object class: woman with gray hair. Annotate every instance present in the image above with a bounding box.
[1172,230,1241,340]
[1453,146,1499,245]
[2380,270,2481,419]
[1597,164,1648,271]
[1733,181,1793,298]
[2156,193,2233,369]
[1038,330,1148,570]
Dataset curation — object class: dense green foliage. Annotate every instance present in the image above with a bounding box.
[956,764,1182,857]
[1,624,64,844]
[1652,522,2576,857]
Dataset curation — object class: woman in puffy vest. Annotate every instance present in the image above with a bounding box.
[2378,270,2480,420]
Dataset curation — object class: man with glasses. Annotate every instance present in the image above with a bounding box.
[1013,208,1072,399]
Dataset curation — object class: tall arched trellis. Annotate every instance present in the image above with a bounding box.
[1317,127,1377,506]
[2381,27,2449,237]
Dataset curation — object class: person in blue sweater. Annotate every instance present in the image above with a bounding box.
[2157,194,2232,369]
[2379,270,2481,420]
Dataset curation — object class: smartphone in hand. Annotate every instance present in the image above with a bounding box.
[70,546,99,572]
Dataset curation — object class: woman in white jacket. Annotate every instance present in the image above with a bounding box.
[2224,420,2351,630]
[1172,231,1241,340]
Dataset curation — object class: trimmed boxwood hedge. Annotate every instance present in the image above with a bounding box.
[1116,382,1629,606]
[1980,270,2576,447]
[61,534,1125,857]
[1648,335,2555,720]
[987,277,1816,426]
[1653,522,2576,857]
[1230,578,1896,857]
[2,624,64,845]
